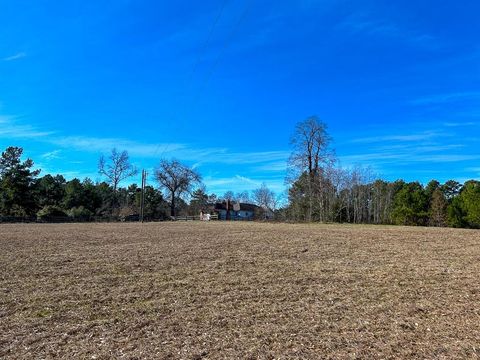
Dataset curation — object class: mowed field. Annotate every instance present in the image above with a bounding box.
[1,222,480,359]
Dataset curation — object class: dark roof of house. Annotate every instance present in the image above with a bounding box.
[213,202,260,212]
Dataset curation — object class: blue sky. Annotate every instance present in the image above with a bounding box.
[1,0,480,196]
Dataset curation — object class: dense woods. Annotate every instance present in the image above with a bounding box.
[1,117,479,227]
[283,117,480,228]
[284,169,479,228]
[0,147,168,221]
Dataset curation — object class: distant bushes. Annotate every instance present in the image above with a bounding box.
[36,205,68,221]
[67,206,93,221]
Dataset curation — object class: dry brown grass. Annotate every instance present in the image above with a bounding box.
[1,222,480,359]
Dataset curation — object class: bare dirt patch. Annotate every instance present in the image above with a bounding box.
[1,222,479,359]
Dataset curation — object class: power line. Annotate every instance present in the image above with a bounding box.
[204,1,251,89]
[153,142,171,159]
[187,0,229,86]
[184,0,252,120]
[153,1,230,158]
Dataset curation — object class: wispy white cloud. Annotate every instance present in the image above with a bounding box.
[351,131,444,144]
[203,175,260,189]
[410,92,480,105]
[336,12,435,46]
[203,174,285,194]
[337,13,400,35]
[52,135,186,157]
[1,114,290,172]
[41,149,62,160]
[374,143,464,153]
[341,125,476,168]
[253,161,287,172]
[210,150,289,165]
[51,134,290,165]
[33,159,100,179]
[443,121,478,127]
[0,115,54,138]
[2,52,27,61]
[413,154,480,163]
[340,151,480,165]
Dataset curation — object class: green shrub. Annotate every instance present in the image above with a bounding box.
[10,205,28,217]
[68,206,93,220]
[37,205,68,221]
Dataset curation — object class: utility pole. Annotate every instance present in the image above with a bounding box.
[140,169,146,223]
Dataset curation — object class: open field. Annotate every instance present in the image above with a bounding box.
[1,222,480,359]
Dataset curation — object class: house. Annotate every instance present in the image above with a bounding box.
[212,201,261,220]
[261,206,275,220]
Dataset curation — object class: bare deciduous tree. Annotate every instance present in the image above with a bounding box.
[429,188,447,227]
[288,116,335,221]
[222,191,235,202]
[154,159,201,217]
[98,148,138,191]
[289,116,334,177]
[252,182,275,219]
[235,191,250,203]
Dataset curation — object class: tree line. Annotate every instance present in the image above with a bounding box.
[1,116,479,227]
[283,116,480,228]
[0,146,277,221]
[0,146,162,220]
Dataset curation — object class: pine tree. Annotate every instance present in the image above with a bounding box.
[0,147,41,216]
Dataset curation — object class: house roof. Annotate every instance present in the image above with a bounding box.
[213,202,260,212]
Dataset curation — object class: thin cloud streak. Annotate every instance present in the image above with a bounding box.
[41,150,62,160]
[336,12,436,46]
[0,115,53,138]
[203,175,285,194]
[1,116,290,167]
[53,135,289,165]
[411,92,480,105]
[253,161,287,172]
[340,151,480,165]
[351,131,444,144]
[443,121,478,127]
[2,52,27,61]
[52,135,186,157]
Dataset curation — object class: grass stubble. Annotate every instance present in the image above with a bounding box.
[0,222,479,359]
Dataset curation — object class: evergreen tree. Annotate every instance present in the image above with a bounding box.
[459,180,480,228]
[143,186,168,219]
[63,178,86,210]
[94,182,116,216]
[0,147,40,216]
[391,182,428,225]
[447,196,466,228]
[82,178,102,213]
[34,174,66,207]
[189,188,209,215]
